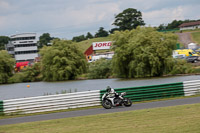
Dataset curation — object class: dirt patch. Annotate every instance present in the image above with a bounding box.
[176,32,194,48]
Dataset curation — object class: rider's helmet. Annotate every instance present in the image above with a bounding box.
[106,86,111,93]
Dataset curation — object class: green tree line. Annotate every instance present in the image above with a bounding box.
[158,19,200,31]
[0,27,196,84]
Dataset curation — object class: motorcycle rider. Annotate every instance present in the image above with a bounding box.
[105,86,123,105]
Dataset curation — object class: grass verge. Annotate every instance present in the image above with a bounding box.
[191,31,200,44]
[1,103,200,133]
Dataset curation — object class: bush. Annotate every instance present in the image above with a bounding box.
[192,67,200,73]
[8,63,42,83]
[8,72,26,83]
[0,50,15,84]
[170,59,193,75]
[87,59,112,79]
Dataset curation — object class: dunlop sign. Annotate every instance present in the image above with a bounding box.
[92,41,112,50]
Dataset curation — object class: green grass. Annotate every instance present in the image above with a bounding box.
[76,36,113,53]
[179,28,200,33]
[191,31,200,44]
[1,103,200,133]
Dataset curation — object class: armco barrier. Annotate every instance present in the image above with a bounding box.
[100,82,184,102]
[2,90,100,114]
[1,80,200,115]
[183,80,200,96]
[0,101,3,115]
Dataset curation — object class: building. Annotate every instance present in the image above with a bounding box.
[6,33,38,62]
[179,21,200,30]
[84,41,114,62]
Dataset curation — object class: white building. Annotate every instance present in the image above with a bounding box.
[88,52,114,62]
[179,21,200,30]
[6,33,38,62]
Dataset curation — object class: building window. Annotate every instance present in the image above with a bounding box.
[8,47,14,51]
[15,50,38,55]
[11,36,36,41]
[14,43,37,48]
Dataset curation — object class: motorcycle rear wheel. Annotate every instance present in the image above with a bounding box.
[102,99,112,109]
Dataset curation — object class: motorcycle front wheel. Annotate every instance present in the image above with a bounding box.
[102,99,112,109]
[123,98,132,107]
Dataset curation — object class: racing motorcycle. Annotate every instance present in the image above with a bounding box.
[101,92,132,109]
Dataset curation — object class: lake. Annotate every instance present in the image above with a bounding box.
[0,75,199,100]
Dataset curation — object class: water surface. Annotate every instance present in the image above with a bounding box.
[0,75,199,100]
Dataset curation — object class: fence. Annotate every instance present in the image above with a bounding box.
[2,90,100,114]
[183,80,200,96]
[0,80,200,115]
[0,101,3,115]
[100,82,184,102]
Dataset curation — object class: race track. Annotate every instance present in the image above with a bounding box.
[0,96,200,126]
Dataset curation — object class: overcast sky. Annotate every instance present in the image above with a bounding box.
[0,0,199,39]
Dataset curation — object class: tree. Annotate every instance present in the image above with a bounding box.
[0,50,15,84]
[86,32,93,39]
[109,28,119,34]
[38,33,53,48]
[160,19,200,30]
[72,35,86,42]
[113,8,145,31]
[0,36,10,50]
[157,24,166,31]
[111,27,178,78]
[95,27,109,37]
[166,20,183,29]
[40,39,87,81]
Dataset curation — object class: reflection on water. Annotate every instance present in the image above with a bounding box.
[0,75,199,100]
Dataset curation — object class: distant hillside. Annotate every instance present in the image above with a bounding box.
[176,32,193,48]
[76,36,112,53]
[176,30,200,48]
[75,30,200,53]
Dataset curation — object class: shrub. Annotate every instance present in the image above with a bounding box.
[170,59,193,75]
[8,63,42,83]
[87,59,112,79]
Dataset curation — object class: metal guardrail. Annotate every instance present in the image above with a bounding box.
[2,90,100,114]
[1,80,200,115]
[0,101,3,115]
[100,82,184,102]
[183,80,200,96]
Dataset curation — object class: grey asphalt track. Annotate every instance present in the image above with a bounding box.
[0,96,200,126]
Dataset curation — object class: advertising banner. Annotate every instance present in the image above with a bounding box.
[92,41,112,50]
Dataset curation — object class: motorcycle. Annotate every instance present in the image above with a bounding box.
[101,92,132,109]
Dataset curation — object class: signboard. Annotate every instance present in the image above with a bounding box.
[92,41,112,50]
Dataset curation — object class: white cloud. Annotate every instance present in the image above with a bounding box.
[143,4,200,26]
[0,16,6,29]
[143,7,183,26]
[0,0,10,10]
[0,0,200,38]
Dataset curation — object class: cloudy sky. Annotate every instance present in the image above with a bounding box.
[0,0,199,39]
